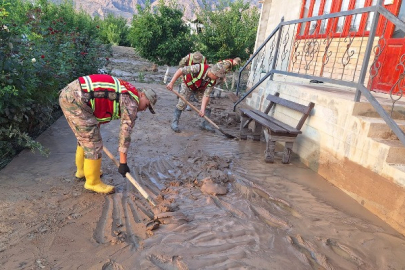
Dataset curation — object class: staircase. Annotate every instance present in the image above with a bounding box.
[352,103,405,185]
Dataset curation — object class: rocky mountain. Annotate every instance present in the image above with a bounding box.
[50,0,261,21]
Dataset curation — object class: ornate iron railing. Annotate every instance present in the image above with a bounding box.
[234,0,405,146]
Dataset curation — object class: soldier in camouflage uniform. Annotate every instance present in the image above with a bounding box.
[216,57,242,86]
[178,51,207,110]
[178,51,207,67]
[166,63,226,133]
[218,57,241,72]
[59,74,157,194]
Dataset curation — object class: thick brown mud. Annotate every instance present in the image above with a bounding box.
[0,46,405,270]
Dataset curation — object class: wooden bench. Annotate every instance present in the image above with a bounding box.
[239,92,315,164]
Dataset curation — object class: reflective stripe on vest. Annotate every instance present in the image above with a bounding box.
[81,75,139,122]
[184,64,215,91]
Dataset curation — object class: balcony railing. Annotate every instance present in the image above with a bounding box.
[234,0,405,146]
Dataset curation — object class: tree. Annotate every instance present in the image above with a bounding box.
[128,0,192,67]
[97,14,130,46]
[196,0,260,62]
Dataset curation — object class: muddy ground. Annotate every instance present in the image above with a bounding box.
[1,46,405,270]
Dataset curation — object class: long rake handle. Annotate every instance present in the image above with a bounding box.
[103,146,156,207]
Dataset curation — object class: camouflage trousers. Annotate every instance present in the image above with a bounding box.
[176,82,210,111]
[59,80,103,160]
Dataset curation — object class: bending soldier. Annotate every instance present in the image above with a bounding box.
[166,63,225,133]
[218,57,241,72]
[179,51,208,110]
[215,57,241,89]
[179,51,207,68]
[59,74,157,194]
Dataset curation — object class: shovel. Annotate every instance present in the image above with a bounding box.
[171,90,235,138]
[103,146,157,207]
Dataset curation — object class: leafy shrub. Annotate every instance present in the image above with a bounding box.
[196,0,260,61]
[0,0,111,169]
[97,14,131,46]
[128,0,192,66]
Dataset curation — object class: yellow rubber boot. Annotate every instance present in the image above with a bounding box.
[83,158,115,194]
[75,145,85,179]
[75,146,103,180]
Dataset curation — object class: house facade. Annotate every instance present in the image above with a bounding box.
[243,0,405,235]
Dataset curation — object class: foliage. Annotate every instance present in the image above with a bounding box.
[196,0,260,62]
[0,0,111,169]
[128,0,192,66]
[97,13,131,46]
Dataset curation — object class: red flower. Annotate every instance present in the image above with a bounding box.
[106,57,109,61]
[96,25,100,28]
[41,55,45,58]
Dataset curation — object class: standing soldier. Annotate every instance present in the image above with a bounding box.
[59,74,157,194]
[166,63,225,133]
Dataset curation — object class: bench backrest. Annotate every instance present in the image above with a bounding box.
[264,92,315,130]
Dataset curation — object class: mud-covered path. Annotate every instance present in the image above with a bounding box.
[1,46,405,270]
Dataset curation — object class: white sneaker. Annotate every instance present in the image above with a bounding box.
[186,105,191,111]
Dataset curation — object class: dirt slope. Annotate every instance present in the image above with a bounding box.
[1,46,405,270]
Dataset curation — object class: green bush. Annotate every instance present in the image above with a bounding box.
[97,14,131,46]
[128,0,192,66]
[0,0,111,169]
[196,0,260,61]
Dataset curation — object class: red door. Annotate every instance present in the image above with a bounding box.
[370,0,405,94]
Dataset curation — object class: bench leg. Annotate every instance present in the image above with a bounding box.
[252,122,262,141]
[282,142,293,164]
[264,140,276,163]
[239,114,249,140]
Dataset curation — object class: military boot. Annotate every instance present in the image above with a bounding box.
[75,145,102,181]
[200,108,215,133]
[75,145,85,180]
[171,107,182,133]
[83,158,115,194]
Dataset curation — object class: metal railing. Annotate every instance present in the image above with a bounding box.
[233,0,405,146]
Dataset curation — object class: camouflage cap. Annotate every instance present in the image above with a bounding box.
[192,51,204,63]
[233,57,241,65]
[140,88,157,114]
[210,63,226,79]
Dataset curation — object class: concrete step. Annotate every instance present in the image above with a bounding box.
[356,116,405,139]
[353,102,405,120]
[390,164,405,172]
[372,138,405,164]
[387,164,405,186]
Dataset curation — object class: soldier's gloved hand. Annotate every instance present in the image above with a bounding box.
[118,163,130,177]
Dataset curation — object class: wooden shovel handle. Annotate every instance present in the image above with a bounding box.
[103,146,156,207]
[172,90,220,129]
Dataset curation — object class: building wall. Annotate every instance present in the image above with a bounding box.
[244,80,405,235]
[255,0,302,51]
[247,0,405,235]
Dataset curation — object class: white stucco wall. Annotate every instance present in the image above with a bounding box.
[255,0,302,51]
[246,0,405,236]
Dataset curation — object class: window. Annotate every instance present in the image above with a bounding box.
[298,0,375,38]
[392,0,405,38]
[365,0,378,30]
[320,0,333,33]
